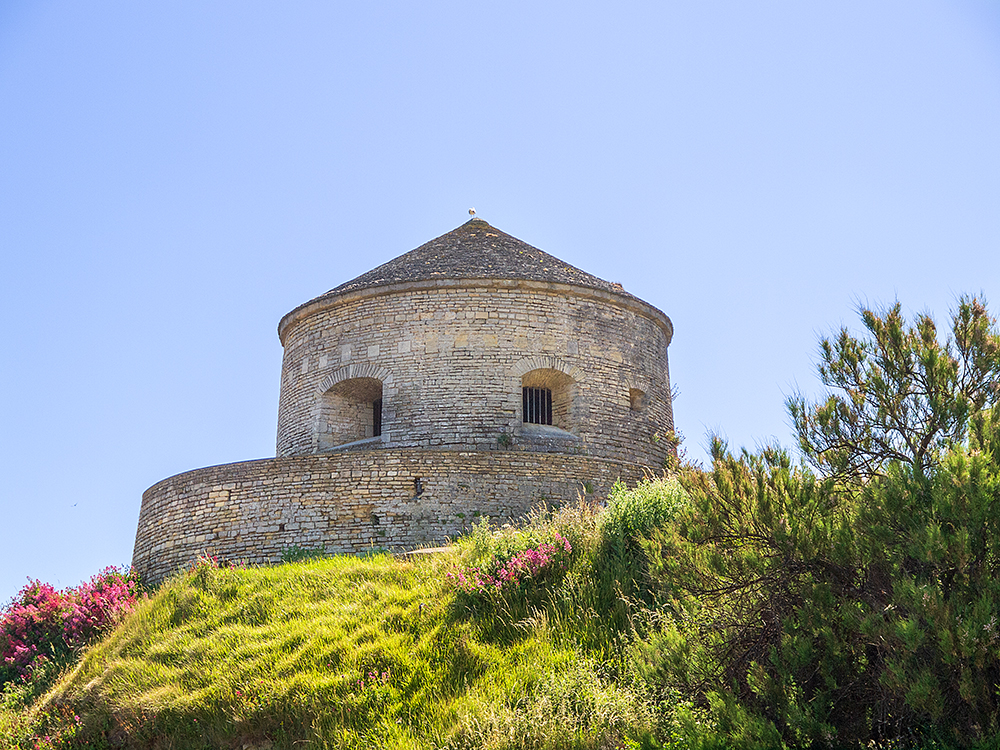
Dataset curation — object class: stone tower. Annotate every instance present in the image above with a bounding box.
[133,218,674,584]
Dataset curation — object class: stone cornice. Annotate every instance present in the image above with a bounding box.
[278,277,673,347]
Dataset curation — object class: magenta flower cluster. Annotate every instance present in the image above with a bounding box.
[191,552,244,571]
[354,668,391,693]
[448,532,573,597]
[0,566,141,682]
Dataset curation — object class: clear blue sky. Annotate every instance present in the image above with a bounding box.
[2,1,998,605]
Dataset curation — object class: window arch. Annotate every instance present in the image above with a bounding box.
[317,377,383,450]
[521,368,575,431]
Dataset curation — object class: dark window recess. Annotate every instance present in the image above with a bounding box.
[373,398,383,437]
[522,387,553,425]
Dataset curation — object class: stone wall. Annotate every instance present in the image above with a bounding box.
[132,448,650,586]
[276,278,674,467]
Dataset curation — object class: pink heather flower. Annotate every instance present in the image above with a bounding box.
[448,532,572,598]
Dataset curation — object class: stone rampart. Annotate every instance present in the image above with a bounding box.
[132,448,649,585]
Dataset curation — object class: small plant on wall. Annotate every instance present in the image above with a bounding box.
[280,545,326,564]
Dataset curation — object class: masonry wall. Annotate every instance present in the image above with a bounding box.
[276,279,674,468]
[132,449,648,586]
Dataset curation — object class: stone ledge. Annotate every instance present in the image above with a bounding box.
[278,277,673,346]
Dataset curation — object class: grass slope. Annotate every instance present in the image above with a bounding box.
[2,498,665,750]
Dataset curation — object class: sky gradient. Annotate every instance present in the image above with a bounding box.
[2,1,998,604]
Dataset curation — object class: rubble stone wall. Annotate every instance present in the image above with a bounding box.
[132,448,648,586]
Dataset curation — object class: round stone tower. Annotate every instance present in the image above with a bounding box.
[276,218,673,465]
[132,218,674,585]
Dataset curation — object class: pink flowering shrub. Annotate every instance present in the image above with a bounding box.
[0,566,141,684]
[0,581,69,680]
[448,531,573,601]
[64,567,142,648]
[190,552,245,573]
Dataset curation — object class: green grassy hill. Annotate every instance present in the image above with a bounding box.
[1,488,674,750]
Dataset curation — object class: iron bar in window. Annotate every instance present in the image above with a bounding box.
[373,398,383,437]
[522,387,552,426]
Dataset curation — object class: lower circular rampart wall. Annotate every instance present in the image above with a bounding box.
[132,449,648,585]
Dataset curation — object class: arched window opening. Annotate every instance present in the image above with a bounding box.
[318,377,383,450]
[629,388,648,412]
[521,368,575,431]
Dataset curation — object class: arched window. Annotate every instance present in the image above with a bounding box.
[521,368,575,431]
[629,388,648,412]
[318,377,383,450]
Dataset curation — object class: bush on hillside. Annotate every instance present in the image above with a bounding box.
[448,523,574,607]
[620,300,1000,747]
[0,566,141,686]
[0,581,68,682]
[638,420,1000,748]
[573,477,690,644]
[601,477,687,555]
[64,566,142,648]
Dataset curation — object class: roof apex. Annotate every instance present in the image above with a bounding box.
[314,217,621,300]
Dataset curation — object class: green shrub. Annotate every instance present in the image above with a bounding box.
[449,484,688,678]
[631,414,1000,748]
[601,477,688,545]
[584,478,689,641]
[448,530,574,606]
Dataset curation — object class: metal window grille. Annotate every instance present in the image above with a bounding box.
[373,398,383,437]
[522,387,552,425]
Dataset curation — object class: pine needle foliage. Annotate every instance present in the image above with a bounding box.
[788,295,1000,483]
[632,412,1000,748]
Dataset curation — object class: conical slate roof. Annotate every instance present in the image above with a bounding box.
[279,217,670,344]
[315,218,623,301]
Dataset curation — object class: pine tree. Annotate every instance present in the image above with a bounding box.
[787,296,1000,482]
